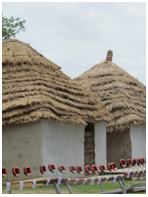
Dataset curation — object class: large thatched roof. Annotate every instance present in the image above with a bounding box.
[2,39,112,127]
[74,50,146,133]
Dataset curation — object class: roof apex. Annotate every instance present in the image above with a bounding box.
[106,50,113,61]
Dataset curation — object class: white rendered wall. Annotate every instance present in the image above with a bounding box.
[41,120,85,178]
[2,121,42,181]
[130,125,146,159]
[94,122,107,168]
[2,120,85,181]
[107,130,131,166]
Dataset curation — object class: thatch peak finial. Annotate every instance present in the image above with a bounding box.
[106,50,113,61]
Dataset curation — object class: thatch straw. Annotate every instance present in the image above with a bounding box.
[2,39,113,127]
[74,50,146,133]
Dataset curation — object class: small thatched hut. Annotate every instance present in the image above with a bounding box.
[2,39,112,180]
[74,50,146,166]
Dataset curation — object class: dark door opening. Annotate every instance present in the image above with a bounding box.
[84,123,95,170]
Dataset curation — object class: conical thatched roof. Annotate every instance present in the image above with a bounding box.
[2,39,112,127]
[74,50,146,133]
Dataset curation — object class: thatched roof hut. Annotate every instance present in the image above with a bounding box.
[2,39,112,127]
[74,50,146,133]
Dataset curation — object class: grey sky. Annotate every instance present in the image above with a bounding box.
[2,1,146,85]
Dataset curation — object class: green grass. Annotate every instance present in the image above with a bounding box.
[2,179,146,194]
[128,192,146,194]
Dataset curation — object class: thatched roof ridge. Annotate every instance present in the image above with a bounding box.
[74,50,146,133]
[2,39,113,127]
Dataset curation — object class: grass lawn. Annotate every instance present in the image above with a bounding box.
[2,178,146,194]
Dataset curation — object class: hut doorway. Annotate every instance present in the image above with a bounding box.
[84,123,95,167]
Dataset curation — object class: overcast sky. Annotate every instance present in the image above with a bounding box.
[2,1,146,85]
